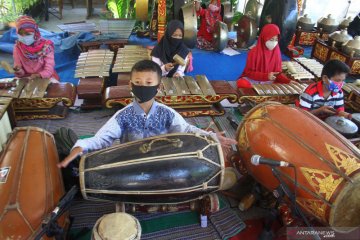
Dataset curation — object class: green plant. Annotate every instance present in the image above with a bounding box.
[232,11,243,24]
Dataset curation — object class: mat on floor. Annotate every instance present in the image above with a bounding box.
[68,195,246,240]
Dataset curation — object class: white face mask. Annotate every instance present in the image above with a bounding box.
[265,40,278,50]
[18,33,35,46]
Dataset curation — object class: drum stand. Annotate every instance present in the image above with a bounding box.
[259,167,321,240]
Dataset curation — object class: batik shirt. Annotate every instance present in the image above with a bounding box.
[73,100,216,153]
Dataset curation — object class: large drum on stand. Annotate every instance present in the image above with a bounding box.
[236,102,360,231]
[0,127,67,239]
[80,133,227,204]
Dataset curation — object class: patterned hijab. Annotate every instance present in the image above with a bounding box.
[15,16,54,60]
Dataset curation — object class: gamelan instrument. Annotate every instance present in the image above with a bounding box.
[80,133,228,204]
[57,21,97,33]
[76,49,115,109]
[343,81,360,112]
[104,75,239,117]
[135,0,149,22]
[294,14,330,46]
[0,97,15,152]
[282,61,316,82]
[293,57,324,78]
[238,82,308,105]
[179,2,198,49]
[0,78,75,120]
[325,116,358,138]
[112,45,151,85]
[75,49,114,78]
[222,1,234,30]
[236,102,360,230]
[213,21,228,52]
[98,19,136,40]
[0,127,67,239]
[236,15,257,49]
[259,0,298,52]
[92,213,141,240]
[244,0,263,26]
[311,38,360,75]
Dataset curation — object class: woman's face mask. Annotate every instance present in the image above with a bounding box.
[265,40,278,50]
[18,33,35,46]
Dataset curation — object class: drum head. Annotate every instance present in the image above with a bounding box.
[325,116,358,136]
[93,213,141,240]
[330,175,360,231]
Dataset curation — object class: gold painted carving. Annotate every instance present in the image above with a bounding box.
[325,143,360,176]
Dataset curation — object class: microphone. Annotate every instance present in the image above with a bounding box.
[251,155,293,167]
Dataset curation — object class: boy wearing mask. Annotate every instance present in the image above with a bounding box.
[58,60,236,168]
[297,59,352,120]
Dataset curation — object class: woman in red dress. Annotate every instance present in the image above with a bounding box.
[237,24,290,88]
[195,0,222,50]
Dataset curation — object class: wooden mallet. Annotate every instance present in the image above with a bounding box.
[1,61,15,74]
[173,54,186,66]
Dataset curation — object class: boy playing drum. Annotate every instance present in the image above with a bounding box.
[58,60,236,168]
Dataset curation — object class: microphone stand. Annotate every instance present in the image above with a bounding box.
[34,185,79,240]
[271,167,321,240]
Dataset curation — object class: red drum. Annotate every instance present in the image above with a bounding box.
[236,102,360,231]
[0,127,67,239]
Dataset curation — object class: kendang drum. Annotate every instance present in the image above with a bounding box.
[92,213,141,240]
[80,133,229,204]
[236,102,360,231]
[0,127,67,239]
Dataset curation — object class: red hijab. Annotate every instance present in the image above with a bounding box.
[242,24,282,77]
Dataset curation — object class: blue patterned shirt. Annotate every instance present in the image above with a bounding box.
[74,101,216,153]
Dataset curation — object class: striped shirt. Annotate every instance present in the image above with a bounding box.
[297,81,345,112]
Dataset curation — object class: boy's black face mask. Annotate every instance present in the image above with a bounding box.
[131,83,159,103]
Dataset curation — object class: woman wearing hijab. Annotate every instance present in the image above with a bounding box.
[195,0,222,50]
[151,20,190,77]
[13,16,59,82]
[237,24,290,88]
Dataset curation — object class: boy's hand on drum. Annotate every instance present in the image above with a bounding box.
[216,131,237,149]
[57,147,83,168]
[165,63,174,72]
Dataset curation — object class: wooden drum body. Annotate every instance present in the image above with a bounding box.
[236,102,360,230]
[0,127,67,239]
[80,133,225,204]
